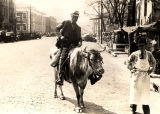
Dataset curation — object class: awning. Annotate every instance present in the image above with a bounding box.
[153,20,160,28]
[138,20,160,32]
[121,26,138,34]
[113,29,121,33]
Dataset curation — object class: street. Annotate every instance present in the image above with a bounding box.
[0,37,160,114]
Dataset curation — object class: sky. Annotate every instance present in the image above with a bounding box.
[15,0,93,33]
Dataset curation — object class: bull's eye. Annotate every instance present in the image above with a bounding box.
[90,59,95,62]
[101,60,104,64]
[98,60,103,64]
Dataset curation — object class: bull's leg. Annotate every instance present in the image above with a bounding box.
[58,85,65,100]
[54,83,58,98]
[72,83,82,113]
[80,88,85,108]
[79,82,87,108]
[53,67,58,98]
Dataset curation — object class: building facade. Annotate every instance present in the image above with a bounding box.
[127,0,136,26]
[16,6,46,34]
[136,0,160,26]
[0,0,16,31]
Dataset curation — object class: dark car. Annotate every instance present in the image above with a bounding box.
[82,33,97,42]
[30,33,42,39]
[17,33,31,41]
[0,30,6,42]
[3,32,16,42]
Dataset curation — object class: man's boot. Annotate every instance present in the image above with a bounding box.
[56,48,68,85]
[56,71,64,85]
[56,61,65,85]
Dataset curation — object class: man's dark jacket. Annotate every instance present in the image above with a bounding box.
[56,20,82,48]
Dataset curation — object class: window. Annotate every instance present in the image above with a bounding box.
[0,1,2,6]
[23,13,27,19]
[0,10,2,16]
[16,17,21,21]
[17,13,22,17]
[3,8,5,16]
[17,24,21,30]
[23,24,27,31]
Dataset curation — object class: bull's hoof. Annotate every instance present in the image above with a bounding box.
[80,105,86,108]
[54,94,58,98]
[59,95,65,100]
[74,107,82,113]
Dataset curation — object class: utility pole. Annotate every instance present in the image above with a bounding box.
[30,4,31,34]
[100,0,103,44]
[21,14,22,33]
[98,1,100,43]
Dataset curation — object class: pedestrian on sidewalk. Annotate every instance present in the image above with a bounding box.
[127,38,156,114]
[54,10,82,85]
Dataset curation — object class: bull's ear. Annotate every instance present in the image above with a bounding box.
[83,46,87,53]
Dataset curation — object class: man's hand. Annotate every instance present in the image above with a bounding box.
[77,41,82,47]
[131,68,137,73]
[148,67,154,75]
[148,70,152,75]
[61,36,65,40]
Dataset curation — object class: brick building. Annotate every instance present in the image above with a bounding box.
[0,0,16,31]
[16,6,46,34]
[129,0,160,26]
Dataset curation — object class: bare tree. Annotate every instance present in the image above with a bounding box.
[85,0,128,29]
[103,0,128,28]
[85,0,107,32]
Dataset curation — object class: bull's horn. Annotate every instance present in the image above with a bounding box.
[98,47,106,52]
[83,46,87,52]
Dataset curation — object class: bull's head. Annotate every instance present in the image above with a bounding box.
[83,47,105,76]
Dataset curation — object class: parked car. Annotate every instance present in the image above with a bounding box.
[50,32,56,37]
[0,30,6,42]
[30,33,42,39]
[3,32,16,42]
[82,33,97,42]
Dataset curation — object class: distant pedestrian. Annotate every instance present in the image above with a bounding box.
[127,38,156,114]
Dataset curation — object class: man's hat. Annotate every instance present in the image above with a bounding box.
[71,11,79,17]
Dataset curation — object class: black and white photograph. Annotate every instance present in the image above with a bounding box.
[0,0,160,114]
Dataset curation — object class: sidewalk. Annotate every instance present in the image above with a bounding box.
[98,43,128,57]
[99,42,160,91]
[97,42,160,113]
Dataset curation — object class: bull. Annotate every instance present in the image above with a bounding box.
[50,46,105,113]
